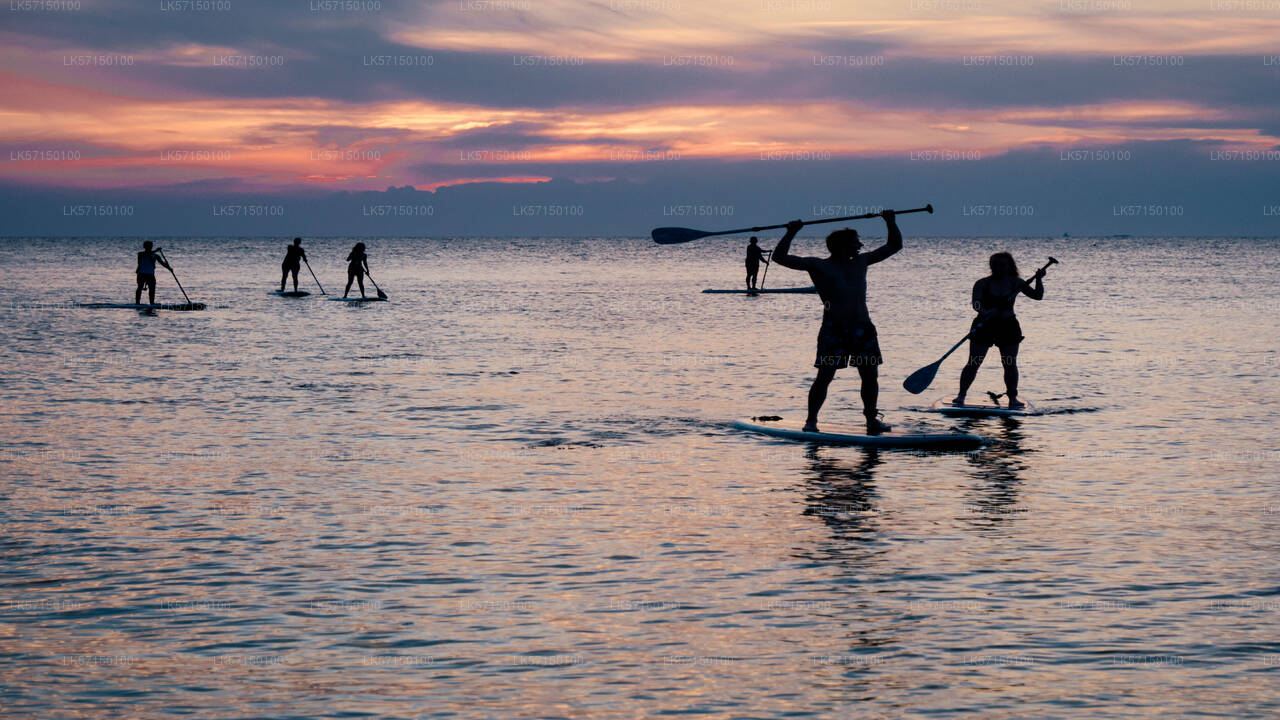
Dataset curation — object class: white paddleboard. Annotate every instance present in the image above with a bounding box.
[269,290,311,297]
[926,398,1036,417]
[732,417,982,449]
[327,296,387,302]
[701,287,816,294]
[78,302,206,311]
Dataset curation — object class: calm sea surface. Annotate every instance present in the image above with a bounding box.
[1,235,1278,719]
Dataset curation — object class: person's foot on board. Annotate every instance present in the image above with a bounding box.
[950,395,966,406]
[802,421,819,433]
[864,413,892,435]
[1007,397,1026,409]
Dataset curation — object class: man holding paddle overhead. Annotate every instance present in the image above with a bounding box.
[772,210,901,434]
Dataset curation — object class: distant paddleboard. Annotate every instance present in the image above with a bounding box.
[327,297,387,303]
[732,417,982,449]
[270,290,311,297]
[926,398,1036,417]
[702,287,816,294]
[78,302,206,311]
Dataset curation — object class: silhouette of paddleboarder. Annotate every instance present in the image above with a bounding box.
[280,237,308,292]
[772,210,901,434]
[952,252,1045,409]
[344,242,370,298]
[745,237,769,290]
[135,240,170,305]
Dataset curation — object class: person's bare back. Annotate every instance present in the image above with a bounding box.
[806,255,872,326]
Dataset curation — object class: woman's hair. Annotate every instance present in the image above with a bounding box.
[354,242,365,251]
[989,251,1018,277]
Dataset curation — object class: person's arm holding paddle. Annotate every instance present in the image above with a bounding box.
[1022,267,1046,300]
[770,220,811,270]
[859,209,901,265]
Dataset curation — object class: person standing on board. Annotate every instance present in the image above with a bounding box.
[745,237,769,290]
[952,252,1045,409]
[135,240,170,305]
[771,210,901,435]
[280,237,308,292]
[343,242,370,299]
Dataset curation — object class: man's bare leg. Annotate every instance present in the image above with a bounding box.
[804,366,837,432]
[858,364,891,434]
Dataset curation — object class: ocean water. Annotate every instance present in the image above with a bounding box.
[1,235,1277,719]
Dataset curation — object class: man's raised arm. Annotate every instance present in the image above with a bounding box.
[861,210,901,265]
[769,220,808,270]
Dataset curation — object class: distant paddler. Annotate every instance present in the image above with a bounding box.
[280,237,308,293]
[344,242,370,299]
[135,240,171,305]
[745,237,770,291]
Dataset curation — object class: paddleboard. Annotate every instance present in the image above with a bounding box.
[327,297,387,303]
[77,302,206,311]
[702,287,816,294]
[926,398,1036,417]
[269,290,311,297]
[731,417,982,449]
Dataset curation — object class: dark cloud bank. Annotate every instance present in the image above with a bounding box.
[4,141,1278,236]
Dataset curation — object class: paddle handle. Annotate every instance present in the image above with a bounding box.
[710,204,933,239]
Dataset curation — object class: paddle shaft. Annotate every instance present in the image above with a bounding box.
[303,257,326,294]
[759,249,772,291]
[704,205,933,240]
[364,268,388,299]
[158,250,193,304]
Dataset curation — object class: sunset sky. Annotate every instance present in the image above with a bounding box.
[3,0,1279,234]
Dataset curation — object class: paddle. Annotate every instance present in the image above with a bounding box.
[758,249,772,292]
[364,268,389,300]
[157,249,196,305]
[652,204,933,245]
[902,257,1058,395]
[303,257,326,294]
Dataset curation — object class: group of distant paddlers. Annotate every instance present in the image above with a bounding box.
[744,211,1046,434]
[273,238,379,297]
[132,238,380,302]
[130,214,1047,438]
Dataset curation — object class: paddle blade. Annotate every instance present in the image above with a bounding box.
[902,361,941,395]
[651,227,714,244]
